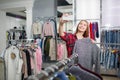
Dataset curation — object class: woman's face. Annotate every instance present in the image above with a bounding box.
[77,21,88,32]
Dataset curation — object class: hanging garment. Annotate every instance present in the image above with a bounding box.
[32,22,42,35]
[49,38,56,60]
[21,50,28,79]
[44,36,52,61]
[72,38,100,73]
[19,30,27,39]
[62,43,68,60]
[13,32,15,40]
[89,22,94,40]
[42,21,55,38]
[57,43,64,60]
[92,22,96,40]
[57,42,68,60]
[4,45,23,80]
[0,57,5,80]
[94,22,99,38]
[66,64,102,80]
[35,46,42,74]
[23,49,32,76]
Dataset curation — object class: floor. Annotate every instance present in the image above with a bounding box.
[102,76,120,80]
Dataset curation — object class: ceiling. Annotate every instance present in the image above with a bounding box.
[0,0,72,18]
[0,0,31,4]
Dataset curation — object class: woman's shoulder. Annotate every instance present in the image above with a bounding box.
[82,37,95,43]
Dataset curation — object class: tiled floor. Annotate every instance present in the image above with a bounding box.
[102,76,120,80]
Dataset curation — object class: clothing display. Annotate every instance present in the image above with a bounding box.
[100,30,120,69]
[1,43,43,80]
[89,22,99,40]
[100,28,120,77]
[6,29,27,41]
[30,54,102,80]
[1,0,120,79]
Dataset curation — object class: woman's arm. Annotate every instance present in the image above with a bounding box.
[59,19,65,36]
[59,14,69,37]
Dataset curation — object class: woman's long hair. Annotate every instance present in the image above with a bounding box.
[75,20,89,37]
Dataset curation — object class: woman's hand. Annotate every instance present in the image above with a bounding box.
[59,13,69,25]
[59,13,69,36]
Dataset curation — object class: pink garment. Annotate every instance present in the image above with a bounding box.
[57,44,64,60]
[35,47,42,74]
[42,21,54,38]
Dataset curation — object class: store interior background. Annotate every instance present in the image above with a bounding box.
[0,0,120,79]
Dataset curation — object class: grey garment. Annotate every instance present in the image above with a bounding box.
[72,38,100,73]
[68,65,101,80]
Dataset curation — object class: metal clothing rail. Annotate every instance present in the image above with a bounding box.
[34,16,57,22]
[95,43,120,46]
[28,54,78,80]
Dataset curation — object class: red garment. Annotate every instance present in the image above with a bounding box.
[89,22,94,40]
[60,32,77,58]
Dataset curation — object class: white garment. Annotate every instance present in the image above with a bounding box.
[0,58,5,80]
[49,38,56,60]
[4,46,23,80]
[32,22,42,35]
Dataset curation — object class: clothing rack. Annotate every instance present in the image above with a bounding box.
[75,18,100,21]
[7,29,24,32]
[28,54,78,80]
[34,16,57,22]
[33,16,58,61]
[99,26,120,77]
[7,39,34,44]
[95,43,120,46]
[7,39,35,48]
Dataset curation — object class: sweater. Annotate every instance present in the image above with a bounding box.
[72,38,100,73]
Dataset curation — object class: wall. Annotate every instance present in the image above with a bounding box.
[6,16,26,30]
[0,0,34,53]
[75,0,101,45]
[0,12,26,54]
[102,0,120,26]
[32,0,57,21]
[0,10,7,53]
[76,0,100,20]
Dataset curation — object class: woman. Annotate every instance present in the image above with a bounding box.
[59,14,89,58]
[59,15,100,74]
